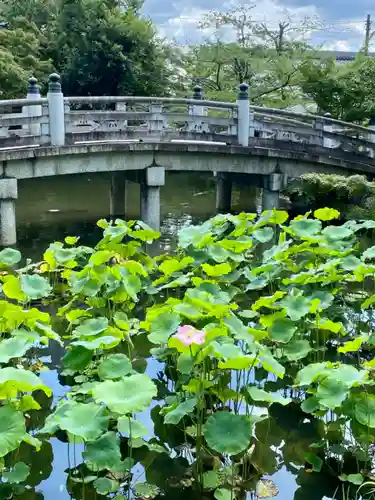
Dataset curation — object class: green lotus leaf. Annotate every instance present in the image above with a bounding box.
[248,386,291,406]
[93,477,120,494]
[290,219,322,238]
[62,346,93,373]
[202,263,231,277]
[258,351,285,379]
[295,363,327,386]
[283,340,312,361]
[363,245,375,261]
[316,377,349,409]
[341,255,361,271]
[40,400,75,435]
[280,294,311,321]
[203,471,221,489]
[0,337,31,364]
[83,431,121,470]
[301,396,320,414]
[0,407,25,457]
[3,462,30,484]
[307,291,334,310]
[134,483,160,498]
[269,319,297,343]
[253,227,274,243]
[159,257,194,276]
[43,401,108,440]
[203,412,252,455]
[20,275,52,300]
[174,303,202,320]
[218,356,256,370]
[322,225,353,241]
[0,368,51,396]
[148,312,180,344]
[0,248,22,266]
[214,489,232,500]
[355,395,375,428]
[313,208,340,221]
[98,354,132,380]
[72,317,108,338]
[71,336,120,350]
[164,397,197,425]
[92,374,157,414]
[118,417,148,438]
[304,453,323,472]
[3,276,26,301]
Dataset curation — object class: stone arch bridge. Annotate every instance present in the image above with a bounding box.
[0,73,374,245]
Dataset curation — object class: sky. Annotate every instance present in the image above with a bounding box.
[143,0,374,52]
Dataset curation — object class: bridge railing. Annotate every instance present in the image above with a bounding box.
[1,73,375,161]
[64,92,238,144]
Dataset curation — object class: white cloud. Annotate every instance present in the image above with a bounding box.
[158,0,321,44]
[155,0,368,52]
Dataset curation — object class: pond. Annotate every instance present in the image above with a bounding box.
[2,171,375,500]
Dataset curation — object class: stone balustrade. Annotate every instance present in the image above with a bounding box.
[1,73,375,160]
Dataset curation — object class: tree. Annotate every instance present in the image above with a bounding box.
[300,56,375,122]
[0,0,172,98]
[0,18,51,98]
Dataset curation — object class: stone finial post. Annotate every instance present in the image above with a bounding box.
[23,77,42,136]
[323,112,336,149]
[47,73,65,146]
[237,83,249,147]
[188,85,208,133]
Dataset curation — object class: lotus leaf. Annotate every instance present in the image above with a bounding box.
[0,248,22,266]
[148,312,180,344]
[203,412,251,455]
[3,462,30,484]
[0,407,25,457]
[0,368,51,396]
[92,374,157,414]
[98,353,132,379]
[20,275,52,300]
[0,337,30,363]
[118,417,148,438]
[83,432,121,470]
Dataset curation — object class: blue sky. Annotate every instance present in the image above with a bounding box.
[143,0,372,51]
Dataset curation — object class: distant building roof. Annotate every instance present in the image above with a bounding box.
[319,50,375,61]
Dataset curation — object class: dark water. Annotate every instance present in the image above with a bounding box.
[17,172,299,500]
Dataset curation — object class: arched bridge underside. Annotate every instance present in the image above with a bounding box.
[1,139,374,180]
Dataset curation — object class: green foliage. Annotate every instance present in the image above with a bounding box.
[301,56,375,121]
[0,0,172,98]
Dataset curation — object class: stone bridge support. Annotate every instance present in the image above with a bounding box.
[140,166,165,231]
[216,172,232,213]
[0,178,18,246]
[262,173,283,211]
[109,172,127,219]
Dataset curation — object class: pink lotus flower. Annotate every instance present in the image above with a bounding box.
[174,325,206,346]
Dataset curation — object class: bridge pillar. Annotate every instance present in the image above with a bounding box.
[262,173,283,211]
[0,178,17,246]
[110,172,127,219]
[23,77,42,137]
[140,166,165,231]
[216,172,232,213]
[237,83,250,147]
[47,73,65,147]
